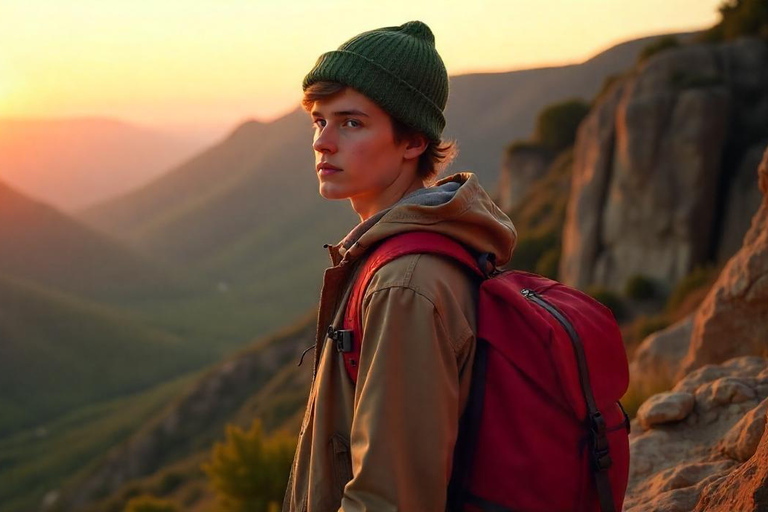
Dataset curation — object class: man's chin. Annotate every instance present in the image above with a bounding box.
[318,183,350,200]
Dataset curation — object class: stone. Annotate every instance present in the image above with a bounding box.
[637,391,695,429]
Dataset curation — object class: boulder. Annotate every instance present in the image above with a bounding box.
[636,391,695,429]
[626,357,768,511]
[630,315,693,395]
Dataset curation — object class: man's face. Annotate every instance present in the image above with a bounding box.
[311,87,409,203]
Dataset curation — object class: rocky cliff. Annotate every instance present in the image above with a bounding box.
[560,38,768,293]
[626,146,768,510]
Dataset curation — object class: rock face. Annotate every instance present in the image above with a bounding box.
[718,142,767,262]
[497,145,554,211]
[677,146,768,378]
[626,356,768,511]
[561,38,768,292]
[694,418,768,511]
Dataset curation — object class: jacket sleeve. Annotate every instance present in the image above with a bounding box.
[339,283,474,512]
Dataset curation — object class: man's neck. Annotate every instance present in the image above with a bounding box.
[352,175,425,222]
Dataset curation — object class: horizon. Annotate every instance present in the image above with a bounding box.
[1,0,722,142]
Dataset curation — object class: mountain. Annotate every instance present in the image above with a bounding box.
[0,118,204,212]
[51,310,316,512]
[0,178,186,302]
[0,272,206,438]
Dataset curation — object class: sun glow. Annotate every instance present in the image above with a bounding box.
[0,0,723,135]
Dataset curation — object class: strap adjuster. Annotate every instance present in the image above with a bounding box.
[327,325,354,353]
[589,411,612,472]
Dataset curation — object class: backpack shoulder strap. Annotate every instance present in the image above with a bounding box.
[339,231,485,384]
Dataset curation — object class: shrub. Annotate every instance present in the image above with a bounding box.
[124,495,180,512]
[504,140,551,159]
[510,231,559,274]
[638,35,680,64]
[535,247,560,280]
[157,470,185,494]
[624,275,657,300]
[533,99,591,152]
[203,419,295,512]
[632,314,671,343]
[698,0,768,42]
[666,265,718,313]
[585,286,627,321]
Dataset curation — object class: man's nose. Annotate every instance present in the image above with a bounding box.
[313,125,337,154]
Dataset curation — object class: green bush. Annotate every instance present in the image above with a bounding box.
[203,419,295,512]
[124,495,180,512]
[698,0,768,42]
[157,471,185,494]
[585,286,627,321]
[638,35,680,63]
[534,247,560,280]
[510,231,559,274]
[624,275,657,300]
[533,99,591,152]
[505,140,551,159]
[632,314,671,342]
[666,265,718,313]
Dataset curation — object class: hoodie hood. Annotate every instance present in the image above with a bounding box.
[329,172,517,267]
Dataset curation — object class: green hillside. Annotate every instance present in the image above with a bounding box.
[51,312,315,512]
[0,372,200,512]
[0,180,188,303]
[0,272,207,437]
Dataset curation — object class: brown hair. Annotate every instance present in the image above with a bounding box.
[302,81,458,184]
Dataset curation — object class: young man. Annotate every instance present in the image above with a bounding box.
[283,20,517,511]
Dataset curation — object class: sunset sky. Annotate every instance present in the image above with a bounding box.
[1,0,722,139]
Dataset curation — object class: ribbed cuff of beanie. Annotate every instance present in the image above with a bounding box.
[303,50,446,142]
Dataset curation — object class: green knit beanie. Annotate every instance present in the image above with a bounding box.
[302,20,449,142]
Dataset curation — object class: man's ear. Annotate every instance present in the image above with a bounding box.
[403,133,429,161]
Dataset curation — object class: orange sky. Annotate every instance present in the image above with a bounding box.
[0,0,722,139]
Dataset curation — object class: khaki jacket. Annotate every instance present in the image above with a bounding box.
[283,172,517,512]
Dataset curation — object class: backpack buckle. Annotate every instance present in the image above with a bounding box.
[591,446,613,472]
[327,325,354,353]
[589,411,612,472]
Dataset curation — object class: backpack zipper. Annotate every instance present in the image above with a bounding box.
[520,288,614,469]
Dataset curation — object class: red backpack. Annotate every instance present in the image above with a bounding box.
[328,231,630,512]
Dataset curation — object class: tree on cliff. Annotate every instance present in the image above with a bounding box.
[203,419,295,512]
[700,0,768,42]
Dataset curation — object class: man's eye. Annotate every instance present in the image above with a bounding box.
[344,119,361,128]
[313,119,325,128]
